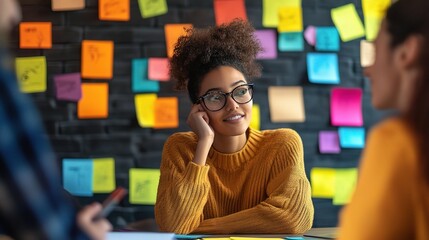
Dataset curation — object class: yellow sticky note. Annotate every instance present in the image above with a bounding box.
[154,97,179,129]
[268,86,305,122]
[278,6,303,33]
[135,94,157,128]
[360,40,375,67]
[333,168,358,205]
[138,0,168,18]
[99,0,130,21]
[164,24,193,58]
[263,0,301,27]
[202,238,230,240]
[311,168,336,198]
[331,4,365,42]
[15,56,47,93]
[362,0,391,17]
[250,104,260,130]
[19,22,52,49]
[81,40,114,79]
[78,83,109,119]
[129,168,160,205]
[51,0,85,11]
[364,13,382,41]
[92,158,116,193]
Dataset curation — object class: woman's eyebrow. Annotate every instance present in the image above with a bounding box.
[203,80,246,94]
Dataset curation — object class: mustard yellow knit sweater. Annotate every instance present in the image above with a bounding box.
[154,128,314,234]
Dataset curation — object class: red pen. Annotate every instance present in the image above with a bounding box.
[93,187,127,221]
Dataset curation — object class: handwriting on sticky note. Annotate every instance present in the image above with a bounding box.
[278,6,303,33]
[333,168,358,205]
[319,131,341,154]
[268,86,305,123]
[338,127,365,149]
[360,40,375,67]
[213,0,247,26]
[15,56,47,93]
[81,40,114,79]
[316,27,340,51]
[330,88,363,126]
[255,29,277,59]
[307,53,340,84]
[154,97,179,129]
[262,0,302,27]
[52,0,85,11]
[54,73,82,101]
[331,4,365,42]
[20,22,52,49]
[311,168,336,198]
[138,0,168,18]
[135,94,157,128]
[129,168,160,205]
[63,159,93,196]
[99,0,130,21]
[164,24,193,58]
[278,32,304,52]
[78,83,109,119]
[148,58,170,81]
[93,158,116,193]
[132,58,160,93]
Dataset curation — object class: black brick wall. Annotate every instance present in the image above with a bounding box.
[10,0,387,229]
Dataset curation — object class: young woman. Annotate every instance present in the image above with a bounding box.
[154,20,314,234]
[338,0,429,239]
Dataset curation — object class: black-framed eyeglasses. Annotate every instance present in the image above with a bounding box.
[197,83,254,112]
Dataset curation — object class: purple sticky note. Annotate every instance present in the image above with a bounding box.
[54,73,82,101]
[319,131,341,154]
[255,29,277,59]
[330,88,363,126]
[304,25,316,46]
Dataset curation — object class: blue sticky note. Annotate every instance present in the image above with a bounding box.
[307,53,340,84]
[316,27,340,51]
[286,237,305,240]
[338,127,365,148]
[132,58,160,93]
[278,32,304,52]
[174,234,207,239]
[63,159,93,196]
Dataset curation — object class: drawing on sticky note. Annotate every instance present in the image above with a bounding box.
[88,45,103,63]
[16,56,47,93]
[20,22,52,49]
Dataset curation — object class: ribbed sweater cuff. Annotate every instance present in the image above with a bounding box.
[183,162,210,184]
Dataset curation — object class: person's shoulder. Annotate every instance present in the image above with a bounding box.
[258,128,302,144]
[370,117,415,144]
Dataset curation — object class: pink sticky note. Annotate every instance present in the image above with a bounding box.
[304,25,316,46]
[148,58,170,81]
[319,131,341,154]
[54,73,82,101]
[330,88,363,126]
[255,29,277,59]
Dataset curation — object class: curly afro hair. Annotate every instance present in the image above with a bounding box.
[169,19,262,104]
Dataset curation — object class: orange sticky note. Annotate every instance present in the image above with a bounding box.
[19,22,52,49]
[164,24,193,58]
[52,0,85,11]
[81,40,114,79]
[78,83,109,119]
[148,58,170,81]
[154,97,179,129]
[99,0,130,21]
[213,0,247,26]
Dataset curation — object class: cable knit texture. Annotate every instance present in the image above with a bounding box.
[155,128,314,234]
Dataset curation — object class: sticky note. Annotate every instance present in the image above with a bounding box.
[15,56,47,93]
[164,24,193,58]
[250,104,260,130]
[330,88,363,126]
[362,0,390,40]
[231,238,284,240]
[311,167,336,198]
[316,27,340,51]
[81,40,114,79]
[63,159,93,197]
[360,40,375,67]
[213,0,247,26]
[278,6,303,33]
[286,237,305,240]
[278,32,304,52]
[78,83,109,119]
[92,158,116,193]
[338,127,365,148]
[333,168,358,205]
[135,94,157,128]
[138,0,168,18]
[306,53,340,84]
[362,0,391,16]
[19,22,52,49]
[148,58,170,81]
[54,73,82,101]
[99,0,130,21]
[304,25,316,46]
[154,97,179,129]
[129,168,160,205]
[262,0,302,27]
[268,86,305,122]
[255,30,277,59]
[132,58,160,92]
[319,131,340,154]
[52,0,85,11]
[331,4,365,42]
[364,14,382,42]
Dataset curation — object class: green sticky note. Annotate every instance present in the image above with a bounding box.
[129,168,160,205]
[138,0,168,18]
[92,158,116,193]
[333,168,358,205]
[262,0,301,27]
[331,4,365,42]
[311,168,336,198]
[15,56,47,93]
